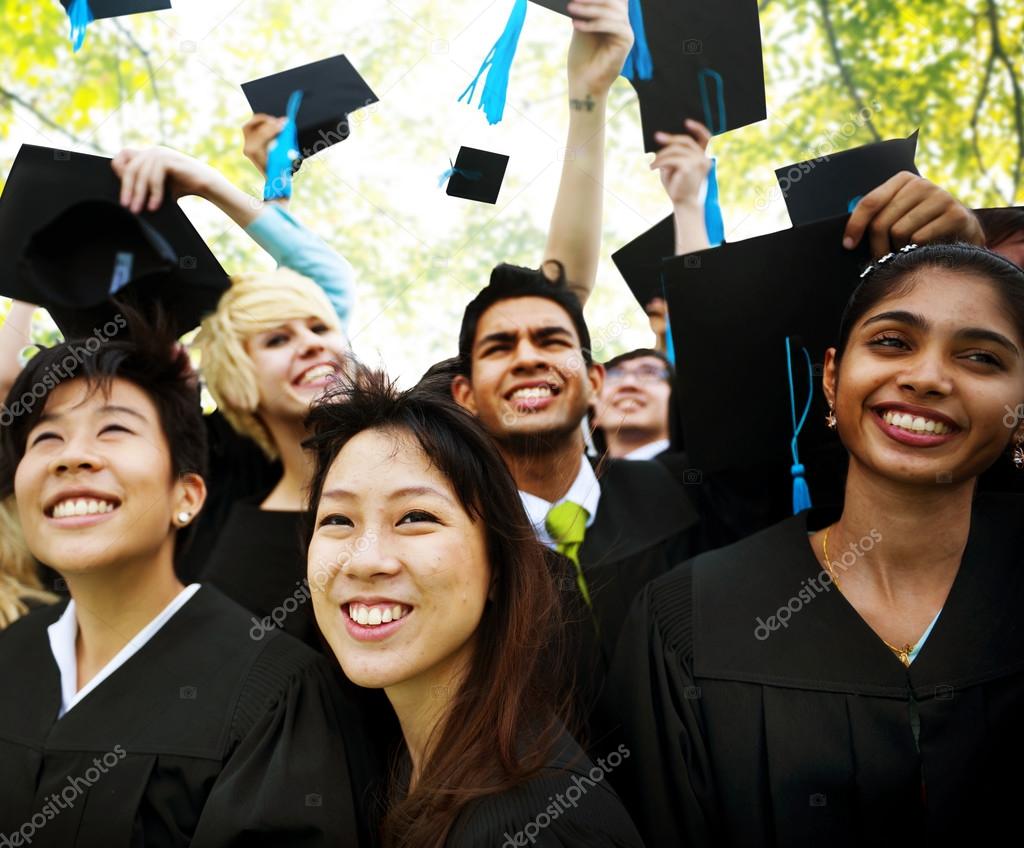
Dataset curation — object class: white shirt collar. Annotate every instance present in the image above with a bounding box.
[47,583,201,719]
[519,457,601,548]
[623,438,671,461]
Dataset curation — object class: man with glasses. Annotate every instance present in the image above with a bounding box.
[592,349,673,460]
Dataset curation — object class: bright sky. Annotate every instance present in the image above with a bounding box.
[2,0,799,383]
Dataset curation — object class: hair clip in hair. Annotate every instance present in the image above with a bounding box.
[899,243,919,253]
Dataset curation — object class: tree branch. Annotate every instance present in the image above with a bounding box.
[0,87,104,152]
[985,0,1023,198]
[816,0,882,142]
[112,20,167,141]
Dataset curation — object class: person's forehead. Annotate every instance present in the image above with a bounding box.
[41,376,153,417]
[616,355,665,370]
[476,296,576,336]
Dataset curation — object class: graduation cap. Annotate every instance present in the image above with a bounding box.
[60,0,171,52]
[777,131,920,227]
[0,144,228,339]
[242,55,378,163]
[663,215,870,492]
[629,0,766,152]
[440,147,510,204]
[460,0,652,125]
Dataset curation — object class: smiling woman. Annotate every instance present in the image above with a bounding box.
[606,243,1024,845]
[304,369,644,848]
[0,318,363,844]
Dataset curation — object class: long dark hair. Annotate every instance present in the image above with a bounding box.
[304,368,570,848]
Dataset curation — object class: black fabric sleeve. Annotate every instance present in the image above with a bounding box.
[190,636,360,846]
[603,571,718,847]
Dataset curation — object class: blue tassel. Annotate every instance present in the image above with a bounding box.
[263,90,304,201]
[704,158,725,247]
[785,337,815,514]
[458,0,528,125]
[847,195,863,213]
[620,0,653,81]
[698,68,727,135]
[438,164,483,188]
[664,312,675,367]
[68,0,94,52]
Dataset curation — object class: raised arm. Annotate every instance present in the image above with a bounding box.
[111,144,356,329]
[544,0,634,307]
[0,301,35,404]
[652,120,714,256]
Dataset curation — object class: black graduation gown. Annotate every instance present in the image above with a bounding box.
[198,494,321,651]
[178,410,280,583]
[444,729,645,847]
[0,586,363,847]
[580,457,701,669]
[604,492,1024,846]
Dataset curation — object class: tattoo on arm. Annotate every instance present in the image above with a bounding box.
[569,95,596,112]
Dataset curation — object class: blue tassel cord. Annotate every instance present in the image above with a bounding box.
[698,68,727,135]
[459,0,528,125]
[620,0,653,81]
[68,0,94,52]
[785,337,815,514]
[704,158,725,247]
[438,164,483,188]
[263,90,304,202]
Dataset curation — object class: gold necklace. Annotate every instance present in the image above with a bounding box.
[822,524,913,668]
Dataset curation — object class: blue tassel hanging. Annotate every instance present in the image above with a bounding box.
[620,0,653,81]
[704,158,725,247]
[68,0,94,52]
[438,163,483,188]
[263,90,304,201]
[785,337,815,514]
[697,68,727,135]
[459,0,528,125]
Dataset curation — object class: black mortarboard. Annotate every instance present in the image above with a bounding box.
[628,0,766,152]
[242,55,378,162]
[611,214,675,309]
[59,0,171,18]
[777,131,920,227]
[0,145,227,339]
[531,0,571,14]
[663,215,870,477]
[444,147,510,204]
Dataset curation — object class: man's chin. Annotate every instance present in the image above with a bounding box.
[494,420,581,455]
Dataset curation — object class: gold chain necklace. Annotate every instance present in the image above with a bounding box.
[822,524,913,668]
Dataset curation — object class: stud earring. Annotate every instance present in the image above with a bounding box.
[825,406,837,430]
[177,511,192,526]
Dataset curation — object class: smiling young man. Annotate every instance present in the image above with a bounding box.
[592,349,673,460]
[451,264,701,685]
[0,330,363,846]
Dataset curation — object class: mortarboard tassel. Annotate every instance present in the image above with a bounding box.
[785,336,814,514]
[67,0,95,53]
[704,158,724,247]
[459,0,528,125]
[263,90,304,202]
[438,163,483,188]
[620,0,653,81]
[698,68,727,135]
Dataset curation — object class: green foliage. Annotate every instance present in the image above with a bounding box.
[1,0,1021,376]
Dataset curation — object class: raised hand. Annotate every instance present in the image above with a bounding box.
[111,146,220,214]
[242,114,288,179]
[566,0,634,96]
[652,120,713,210]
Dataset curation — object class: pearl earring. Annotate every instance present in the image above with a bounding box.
[177,511,192,525]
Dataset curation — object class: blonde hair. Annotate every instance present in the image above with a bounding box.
[0,496,57,629]
[193,269,343,459]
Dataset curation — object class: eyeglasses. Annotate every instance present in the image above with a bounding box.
[605,364,670,384]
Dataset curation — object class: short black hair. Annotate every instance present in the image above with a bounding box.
[603,348,673,376]
[976,207,1024,253]
[0,310,207,560]
[457,262,592,376]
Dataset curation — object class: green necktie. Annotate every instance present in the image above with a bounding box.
[545,501,593,609]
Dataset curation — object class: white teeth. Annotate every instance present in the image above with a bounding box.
[511,386,553,400]
[298,364,336,385]
[348,602,409,627]
[52,498,116,518]
[882,410,950,435]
